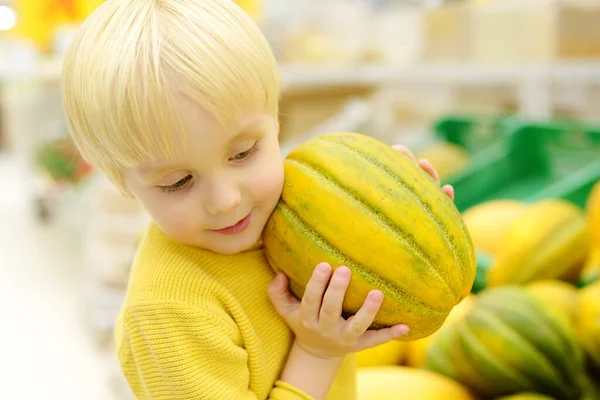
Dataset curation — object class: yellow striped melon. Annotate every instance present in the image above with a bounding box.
[263,132,477,340]
[356,366,474,400]
[424,286,585,399]
[487,199,589,287]
[462,200,529,257]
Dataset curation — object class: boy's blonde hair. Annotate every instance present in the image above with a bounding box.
[62,0,281,192]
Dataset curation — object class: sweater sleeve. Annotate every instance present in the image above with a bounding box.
[116,300,314,400]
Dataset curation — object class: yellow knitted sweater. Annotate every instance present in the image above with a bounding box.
[115,223,356,399]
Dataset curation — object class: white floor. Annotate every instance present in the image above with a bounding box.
[0,155,131,399]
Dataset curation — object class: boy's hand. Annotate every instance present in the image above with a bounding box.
[268,263,409,361]
[392,144,455,201]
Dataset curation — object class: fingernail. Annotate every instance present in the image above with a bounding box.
[395,325,410,336]
[369,290,383,302]
[335,267,350,278]
[317,263,330,273]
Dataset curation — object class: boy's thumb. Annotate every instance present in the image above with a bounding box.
[268,272,296,316]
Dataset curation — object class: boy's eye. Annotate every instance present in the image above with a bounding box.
[159,175,192,193]
[230,142,258,162]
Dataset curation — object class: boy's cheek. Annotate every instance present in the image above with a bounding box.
[154,211,206,247]
[255,161,284,201]
[140,192,201,241]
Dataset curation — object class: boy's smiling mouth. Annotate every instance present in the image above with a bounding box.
[210,211,253,235]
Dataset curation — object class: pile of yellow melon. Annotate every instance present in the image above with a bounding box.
[354,182,600,400]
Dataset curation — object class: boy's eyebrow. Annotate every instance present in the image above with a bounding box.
[138,166,187,183]
[227,117,267,144]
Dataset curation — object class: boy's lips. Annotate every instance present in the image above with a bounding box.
[211,212,252,235]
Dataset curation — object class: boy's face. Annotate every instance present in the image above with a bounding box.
[124,96,284,254]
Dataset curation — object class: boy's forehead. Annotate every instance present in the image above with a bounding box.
[177,94,268,141]
[132,111,271,175]
[181,112,270,151]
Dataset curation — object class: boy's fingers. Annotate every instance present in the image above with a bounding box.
[357,324,410,351]
[443,184,455,201]
[319,266,351,332]
[268,273,299,316]
[392,144,417,162]
[300,263,332,325]
[345,290,384,338]
[418,158,440,184]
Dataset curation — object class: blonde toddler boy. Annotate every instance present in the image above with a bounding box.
[61,0,453,398]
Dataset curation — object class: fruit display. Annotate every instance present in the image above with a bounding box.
[461,200,529,257]
[262,132,477,340]
[356,366,475,400]
[424,286,585,399]
[486,199,589,287]
[405,191,598,399]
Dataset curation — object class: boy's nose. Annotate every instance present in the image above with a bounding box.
[205,180,241,216]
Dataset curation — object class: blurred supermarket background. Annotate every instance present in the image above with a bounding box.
[0,0,599,399]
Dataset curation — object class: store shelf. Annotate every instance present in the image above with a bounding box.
[280,61,600,119]
[280,61,600,88]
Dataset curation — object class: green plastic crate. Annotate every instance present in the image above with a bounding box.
[442,119,600,213]
[434,114,516,154]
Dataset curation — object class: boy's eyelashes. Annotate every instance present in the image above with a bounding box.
[156,142,259,194]
[159,174,193,193]
[228,141,258,162]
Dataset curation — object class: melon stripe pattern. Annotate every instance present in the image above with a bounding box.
[323,135,471,279]
[263,132,477,340]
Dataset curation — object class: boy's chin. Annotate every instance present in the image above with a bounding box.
[206,231,262,255]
